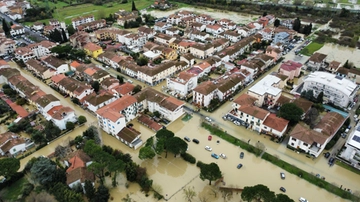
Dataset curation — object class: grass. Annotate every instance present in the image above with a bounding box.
[335,160,360,175]
[0,177,27,202]
[27,0,153,25]
[201,122,360,201]
[300,41,324,56]
[181,113,193,121]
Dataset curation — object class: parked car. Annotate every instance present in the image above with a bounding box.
[192,139,199,144]
[205,146,212,151]
[237,163,243,169]
[205,117,212,122]
[328,157,335,165]
[240,152,244,159]
[234,121,241,126]
[280,172,285,179]
[219,153,226,159]
[280,187,286,192]
[208,135,212,141]
[184,136,191,142]
[342,133,347,139]
[211,153,219,159]
[324,152,330,158]
[299,197,308,202]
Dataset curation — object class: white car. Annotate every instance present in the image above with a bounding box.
[299,197,308,202]
[234,121,241,126]
[219,153,226,159]
[205,146,212,151]
[205,117,212,122]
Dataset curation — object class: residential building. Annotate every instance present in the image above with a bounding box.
[28,40,57,58]
[301,71,358,108]
[72,15,95,29]
[258,27,273,41]
[14,47,35,62]
[223,30,242,43]
[154,33,175,46]
[165,27,180,36]
[0,36,16,56]
[265,45,282,61]
[167,14,181,25]
[83,42,103,58]
[261,114,289,138]
[247,74,282,107]
[205,24,224,35]
[25,59,54,79]
[273,32,290,45]
[137,61,180,86]
[215,73,245,101]
[189,43,214,59]
[96,95,137,134]
[341,124,360,167]
[166,71,198,97]
[134,87,185,121]
[47,105,77,130]
[193,81,217,107]
[41,55,69,74]
[327,60,342,74]
[189,30,209,42]
[288,112,345,157]
[0,68,20,84]
[154,22,171,32]
[191,22,206,32]
[230,94,270,132]
[77,19,106,32]
[32,21,44,31]
[51,75,93,100]
[195,14,215,25]
[0,132,27,156]
[279,60,302,80]
[138,26,155,39]
[116,127,143,149]
[110,82,135,97]
[307,52,327,71]
[10,24,25,36]
[83,92,117,113]
[115,10,138,26]
[35,94,61,120]
[66,150,94,192]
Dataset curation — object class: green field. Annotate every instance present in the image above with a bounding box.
[300,42,324,56]
[0,177,28,201]
[27,0,153,25]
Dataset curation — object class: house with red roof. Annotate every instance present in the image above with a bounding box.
[0,132,27,156]
[66,150,95,191]
[47,105,77,130]
[205,24,224,35]
[261,114,289,137]
[279,60,302,79]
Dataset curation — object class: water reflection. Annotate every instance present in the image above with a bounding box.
[317,44,360,64]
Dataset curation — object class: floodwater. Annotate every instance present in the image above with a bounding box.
[142,7,258,24]
[316,44,360,65]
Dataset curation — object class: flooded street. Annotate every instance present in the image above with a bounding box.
[316,44,360,65]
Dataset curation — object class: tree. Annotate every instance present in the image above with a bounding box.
[153,111,161,118]
[44,121,61,140]
[2,19,10,36]
[92,81,100,93]
[166,137,188,157]
[292,17,301,32]
[132,85,142,94]
[274,19,280,27]
[241,184,275,202]
[117,75,124,84]
[30,157,57,187]
[93,184,110,202]
[66,121,75,130]
[275,193,295,202]
[262,12,267,17]
[183,186,196,202]
[78,115,87,124]
[67,25,75,35]
[305,89,315,101]
[61,28,68,42]
[138,146,156,160]
[136,56,148,66]
[108,159,125,187]
[316,91,324,104]
[344,60,350,69]
[156,128,175,140]
[132,0,137,11]
[49,29,63,43]
[16,98,27,105]
[304,107,319,128]
[199,162,222,185]
[278,103,303,123]
[0,158,20,179]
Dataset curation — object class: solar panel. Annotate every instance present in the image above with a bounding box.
[352,135,360,143]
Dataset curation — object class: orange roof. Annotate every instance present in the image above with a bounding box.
[239,105,269,120]
[262,113,289,132]
[47,106,74,120]
[96,95,137,122]
[66,150,92,173]
[196,62,211,70]
[233,94,257,106]
[51,74,66,83]
[84,42,102,52]
[112,83,134,95]
[70,61,81,68]
[84,68,97,76]
[6,100,28,118]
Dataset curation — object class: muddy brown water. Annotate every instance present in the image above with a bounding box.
[316,44,360,65]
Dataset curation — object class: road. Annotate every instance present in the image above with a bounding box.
[0,12,47,42]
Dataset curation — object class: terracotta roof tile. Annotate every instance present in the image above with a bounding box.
[116,127,140,143]
[239,105,269,120]
[66,167,95,185]
[263,113,289,132]
[290,124,327,145]
[193,81,217,95]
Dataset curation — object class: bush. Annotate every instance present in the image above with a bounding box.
[196,161,205,168]
[180,152,196,164]
[22,182,34,197]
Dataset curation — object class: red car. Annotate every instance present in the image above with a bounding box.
[208,135,212,141]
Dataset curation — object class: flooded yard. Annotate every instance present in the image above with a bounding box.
[316,44,360,65]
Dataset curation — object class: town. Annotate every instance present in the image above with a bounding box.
[0,0,360,201]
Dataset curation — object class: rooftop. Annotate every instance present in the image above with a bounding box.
[248,74,282,96]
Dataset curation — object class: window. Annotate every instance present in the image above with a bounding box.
[264,126,267,129]
[108,124,111,126]
[291,137,296,141]
[112,126,114,129]
[103,121,106,124]
[303,143,308,146]
[117,122,120,124]
[291,143,294,146]
[247,115,249,117]
[252,116,254,119]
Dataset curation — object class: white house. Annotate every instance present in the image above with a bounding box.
[96,95,137,134]
[35,94,61,120]
[247,74,282,107]
[301,71,358,108]
[223,30,242,43]
[288,112,345,157]
[83,92,117,113]
[154,22,171,32]
[10,25,25,36]
[41,55,69,74]
[134,87,185,121]
[47,106,77,130]
[205,24,224,35]
[166,71,198,97]
[116,127,143,150]
[72,15,95,29]
[0,132,27,156]
[193,81,217,107]
[261,113,289,138]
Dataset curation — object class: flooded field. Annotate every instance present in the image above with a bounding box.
[143,7,258,24]
[317,44,360,65]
